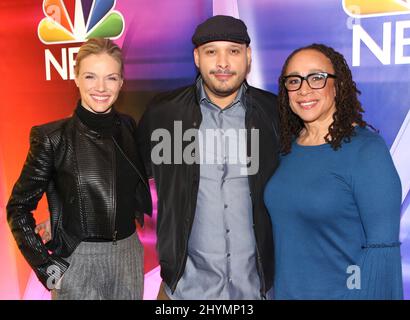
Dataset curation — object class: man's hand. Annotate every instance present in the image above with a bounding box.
[35,219,51,243]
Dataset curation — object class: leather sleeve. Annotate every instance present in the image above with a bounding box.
[7,126,69,290]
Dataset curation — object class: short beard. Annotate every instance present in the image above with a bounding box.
[204,71,243,98]
[211,85,240,97]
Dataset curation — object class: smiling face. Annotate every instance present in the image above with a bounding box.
[285,49,337,127]
[194,41,251,107]
[74,53,123,114]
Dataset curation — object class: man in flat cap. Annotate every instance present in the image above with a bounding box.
[138,15,280,299]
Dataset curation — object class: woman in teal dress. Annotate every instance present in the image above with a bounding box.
[264,43,403,299]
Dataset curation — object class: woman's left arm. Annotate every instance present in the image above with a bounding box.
[347,135,403,300]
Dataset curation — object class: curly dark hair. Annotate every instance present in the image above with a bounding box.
[278,43,370,154]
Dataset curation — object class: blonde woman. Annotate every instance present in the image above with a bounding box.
[7,38,151,300]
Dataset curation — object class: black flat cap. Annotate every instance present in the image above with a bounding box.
[192,15,250,47]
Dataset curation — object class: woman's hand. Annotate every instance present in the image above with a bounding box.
[35,219,51,243]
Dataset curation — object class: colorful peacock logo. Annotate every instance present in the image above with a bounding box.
[38,0,125,45]
[343,0,410,18]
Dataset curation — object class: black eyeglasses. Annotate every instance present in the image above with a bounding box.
[283,72,337,91]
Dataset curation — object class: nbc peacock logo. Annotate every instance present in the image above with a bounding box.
[343,0,410,66]
[343,0,410,18]
[38,0,125,45]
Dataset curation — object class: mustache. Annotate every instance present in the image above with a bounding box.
[210,69,237,75]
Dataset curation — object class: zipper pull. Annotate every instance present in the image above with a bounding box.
[112,230,118,245]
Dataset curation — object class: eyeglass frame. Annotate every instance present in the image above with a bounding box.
[282,72,337,92]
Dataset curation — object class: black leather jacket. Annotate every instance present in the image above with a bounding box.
[7,111,152,290]
[137,80,280,297]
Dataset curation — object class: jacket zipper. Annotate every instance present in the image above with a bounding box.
[112,139,118,245]
[245,94,267,298]
[170,120,200,293]
[112,230,118,245]
[111,137,150,193]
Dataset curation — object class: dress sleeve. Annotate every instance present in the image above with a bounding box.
[346,134,403,299]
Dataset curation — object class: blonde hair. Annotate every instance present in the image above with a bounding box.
[74,37,124,77]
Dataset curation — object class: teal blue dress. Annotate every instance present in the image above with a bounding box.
[264,127,403,299]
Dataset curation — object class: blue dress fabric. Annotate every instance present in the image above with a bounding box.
[264,127,403,299]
